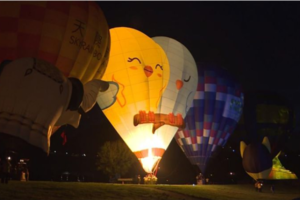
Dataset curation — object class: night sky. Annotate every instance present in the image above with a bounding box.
[50,2,300,183]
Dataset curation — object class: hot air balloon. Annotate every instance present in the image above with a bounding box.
[151,36,198,174]
[0,57,72,153]
[267,151,298,180]
[0,1,111,125]
[0,1,110,84]
[0,2,112,154]
[175,64,244,177]
[242,90,294,158]
[240,137,273,181]
[96,28,198,176]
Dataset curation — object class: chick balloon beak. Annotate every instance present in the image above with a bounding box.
[144,66,153,77]
[176,80,183,90]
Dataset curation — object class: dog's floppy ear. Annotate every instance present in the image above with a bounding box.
[0,60,12,75]
[240,141,247,158]
[67,77,84,111]
[262,136,271,153]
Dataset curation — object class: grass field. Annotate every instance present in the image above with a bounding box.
[151,183,300,200]
[0,181,299,200]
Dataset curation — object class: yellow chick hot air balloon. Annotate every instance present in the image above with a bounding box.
[96,27,170,174]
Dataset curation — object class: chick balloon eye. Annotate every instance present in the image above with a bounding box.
[128,57,141,64]
[155,64,163,70]
[184,76,191,82]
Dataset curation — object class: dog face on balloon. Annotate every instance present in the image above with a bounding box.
[0,57,71,152]
[0,57,118,153]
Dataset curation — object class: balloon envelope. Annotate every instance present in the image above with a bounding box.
[0,57,71,152]
[242,91,294,158]
[152,36,198,119]
[151,36,198,171]
[175,65,244,174]
[240,137,273,180]
[0,1,110,83]
[97,29,198,174]
[97,27,170,173]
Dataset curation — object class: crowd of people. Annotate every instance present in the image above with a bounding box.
[0,157,30,184]
[255,181,263,192]
[254,181,275,193]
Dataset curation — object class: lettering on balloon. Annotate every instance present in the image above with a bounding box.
[69,19,103,60]
[72,19,85,37]
[94,31,103,48]
[230,98,243,113]
[223,95,243,122]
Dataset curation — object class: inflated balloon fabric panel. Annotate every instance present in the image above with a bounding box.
[175,66,244,173]
[99,27,170,173]
[152,36,198,152]
[0,1,110,83]
[242,142,272,180]
[0,58,71,153]
[268,155,298,180]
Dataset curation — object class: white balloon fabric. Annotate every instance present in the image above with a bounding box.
[55,79,119,128]
[0,57,72,153]
[152,36,198,116]
[82,80,119,111]
[152,36,198,156]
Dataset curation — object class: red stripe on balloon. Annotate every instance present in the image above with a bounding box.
[204,122,211,129]
[17,33,40,57]
[38,51,58,65]
[0,48,17,61]
[20,4,46,21]
[134,148,165,158]
[71,1,89,12]
[196,129,203,137]
[0,18,18,31]
[204,76,216,84]
[210,129,217,137]
[197,83,204,91]
[46,1,71,15]
[191,137,197,144]
[216,85,227,93]
[183,130,190,138]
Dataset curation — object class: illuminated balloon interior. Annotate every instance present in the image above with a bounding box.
[97,27,170,173]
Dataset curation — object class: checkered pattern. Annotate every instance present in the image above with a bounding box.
[0,1,109,84]
[175,65,244,173]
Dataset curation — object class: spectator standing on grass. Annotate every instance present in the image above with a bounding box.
[1,158,12,184]
[20,169,26,181]
[270,185,275,193]
[26,168,29,181]
[257,182,262,192]
[0,158,1,180]
[254,181,258,191]
[137,175,141,185]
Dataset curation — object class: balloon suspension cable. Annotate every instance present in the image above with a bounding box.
[152,159,161,177]
[154,166,158,177]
